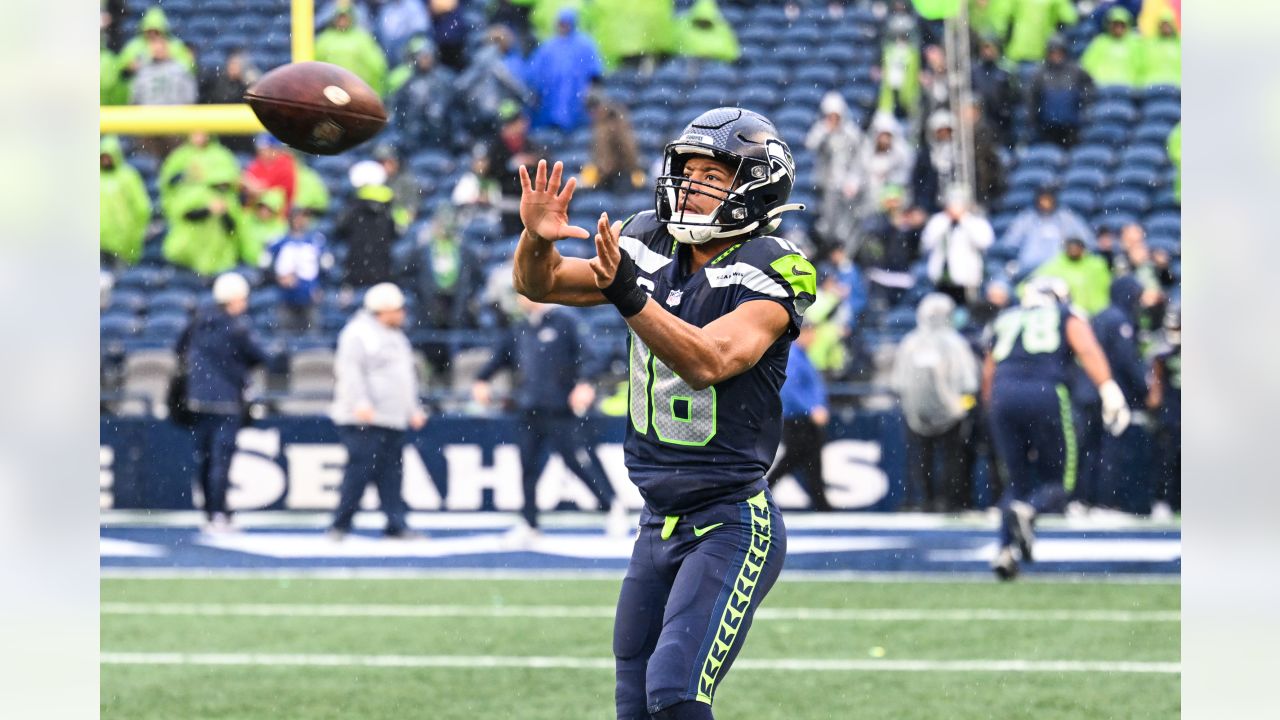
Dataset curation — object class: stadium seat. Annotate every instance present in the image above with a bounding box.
[1000,188,1037,213]
[738,86,781,112]
[1087,100,1138,125]
[1094,85,1135,105]
[1142,84,1181,105]
[1080,124,1129,145]
[1063,166,1109,192]
[1100,188,1152,216]
[1008,166,1057,192]
[148,289,198,315]
[1091,211,1140,234]
[1133,121,1177,146]
[773,45,809,66]
[116,349,178,417]
[684,85,736,111]
[989,213,1016,239]
[1145,213,1182,238]
[1114,166,1162,191]
[777,85,826,111]
[1058,188,1100,216]
[1069,145,1118,169]
[1119,144,1169,170]
[793,64,840,89]
[100,315,143,341]
[106,290,148,316]
[843,85,879,113]
[737,25,777,49]
[278,348,336,416]
[1142,100,1182,124]
[1017,144,1067,170]
[114,265,170,292]
[882,307,917,333]
[141,313,190,342]
[408,151,455,179]
[816,45,858,67]
[787,26,823,49]
[697,63,737,86]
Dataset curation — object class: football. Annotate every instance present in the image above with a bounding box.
[243,61,387,155]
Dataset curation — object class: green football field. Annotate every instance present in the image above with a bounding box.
[101,575,1180,719]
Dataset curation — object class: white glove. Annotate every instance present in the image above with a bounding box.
[1099,380,1131,437]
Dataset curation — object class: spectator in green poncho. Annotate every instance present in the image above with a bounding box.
[579,0,676,69]
[1141,10,1180,87]
[1080,7,1144,87]
[994,0,1078,63]
[673,0,739,64]
[162,164,253,276]
[158,132,240,215]
[1167,122,1181,202]
[968,0,1011,40]
[119,7,195,79]
[238,188,288,268]
[101,36,127,106]
[100,136,152,266]
[316,3,389,97]
[878,22,921,123]
[1029,237,1112,317]
[295,162,332,216]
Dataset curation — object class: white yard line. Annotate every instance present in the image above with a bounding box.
[99,567,1182,584]
[100,602,1179,623]
[99,652,1180,674]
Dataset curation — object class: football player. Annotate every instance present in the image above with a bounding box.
[1147,302,1181,515]
[512,108,811,720]
[982,278,1131,580]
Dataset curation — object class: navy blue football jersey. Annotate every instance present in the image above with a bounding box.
[617,211,816,515]
[989,302,1076,388]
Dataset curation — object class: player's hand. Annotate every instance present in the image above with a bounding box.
[569,382,596,416]
[518,159,589,244]
[471,380,492,407]
[409,410,428,430]
[1099,380,1131,437]
[589,212,625,289]
[354,404,376,424]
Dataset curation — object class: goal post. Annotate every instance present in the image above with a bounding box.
[99,0,315,136]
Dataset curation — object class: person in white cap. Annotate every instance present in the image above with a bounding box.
[177,272,268,532]
[328,282,427,540]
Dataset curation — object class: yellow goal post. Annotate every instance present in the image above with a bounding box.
[99,0,314,136]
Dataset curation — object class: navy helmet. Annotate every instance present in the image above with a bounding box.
[655,107,804,245]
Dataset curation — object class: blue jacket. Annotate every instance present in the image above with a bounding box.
[525,21,603,131]
[780,344,826,419]
[181,306,268,415]
[477,308,597,412]
[1092,276,1147,407]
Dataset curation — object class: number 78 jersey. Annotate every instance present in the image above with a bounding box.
[988,302,1077,387]
[616,211,816,516]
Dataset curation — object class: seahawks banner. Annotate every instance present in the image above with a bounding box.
[100,414,933,512]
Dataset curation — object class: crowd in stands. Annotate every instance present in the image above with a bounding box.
[100,0,1181,514]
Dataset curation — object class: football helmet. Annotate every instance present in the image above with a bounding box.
[655,107,805,245]
[1021,276,1070,308]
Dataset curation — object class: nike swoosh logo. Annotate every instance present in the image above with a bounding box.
[791,266,812,276]
[693,523,724,537]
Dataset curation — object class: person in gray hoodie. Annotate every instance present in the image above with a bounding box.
[328,283,427,540]
[890,293,980,511]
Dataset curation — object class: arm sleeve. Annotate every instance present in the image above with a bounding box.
[967,216,995,250]
[335,329,374,409]
[234,324,270,367]
[475,332,515,381]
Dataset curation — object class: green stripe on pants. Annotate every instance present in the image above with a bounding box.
[1056,384,1078,493]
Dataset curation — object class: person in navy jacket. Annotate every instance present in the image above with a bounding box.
[179,272,268,531]
[764,320,833,510]
[1092,275,1152,512]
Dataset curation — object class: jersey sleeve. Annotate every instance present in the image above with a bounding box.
[722,236,817,339]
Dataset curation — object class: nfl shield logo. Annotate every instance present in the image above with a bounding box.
[666,290,683,307]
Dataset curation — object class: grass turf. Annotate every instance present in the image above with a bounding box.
[101,576,1180,719]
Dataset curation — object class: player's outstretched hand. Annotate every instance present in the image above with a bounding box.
[519,159,590,243]
[590,212,625,289]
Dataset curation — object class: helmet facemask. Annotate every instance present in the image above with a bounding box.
[655,146,749,245]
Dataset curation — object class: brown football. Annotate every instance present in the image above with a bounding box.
[244,62,387,155]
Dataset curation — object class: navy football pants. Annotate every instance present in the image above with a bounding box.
[330,425,408,534]
[518,409,616,527]
[989,381,1076,547]
[614,490,786,719]
[190,412,241,519]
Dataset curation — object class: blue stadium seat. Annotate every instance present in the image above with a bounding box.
[1119,144,1169,169]
[697,63,737,86]
[1008,166,1057,192]
[882,306,917,333]
[1058,188,1100,216]
[100,315,143,341]
[738,87,781,112]
[1000,188,1037,213]
[1094,85,1135,105]
[843,85,879,113]
[148,289,198,315]
[777,85,827,111]
[1018,144,1067,170]
[737,25,777,49]
[742,64,789,88]
[773,45,809,65]
[1080,123,1129,145]
[684,85,736,110]
[986,242,1020,264]
[1133,121,1176,146]
[1145,213,1182,238]
[106,290,148,316]
[1142,84,1181,105]
[1114,166,1162,191]
[652,58,694,86]
[816,45,858,67]
[165,269,209,293]
[1086,100,1138,125]
[630,106,676,134]
[1091,211,1140,234]
[408,151,455,178]
[794,65,840,89]
[1100,188,1151,216]
[989,213,1017,239]
[1063,166,1109,192]
[114,266,170,292]
[787,26,823,49]
[1143,100,1182,124]
[1069,145,1117,169]
[248,286,283,315]
[1151,187,1180,211]
[142,313,190,341]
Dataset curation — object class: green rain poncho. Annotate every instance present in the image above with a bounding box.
[157,136,240,215]
[316,12,389,97]
[1168,122,1181,202]
[1080,8,1145,87]
[993,0,1078,63]
[1141,11,1181,87]
[162,163,252,276]
[101,45,128,106]
[294,164,332,215]
[1029,252,1113,317]
[674,0,740,63]
[238,188,288,267]
[878,37,921,118]
[118,7,195,71]
[100,136,152,265]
